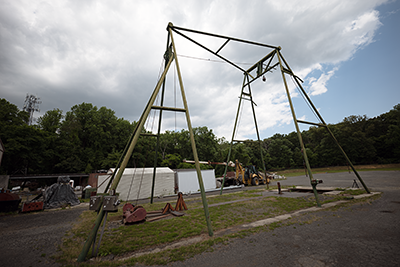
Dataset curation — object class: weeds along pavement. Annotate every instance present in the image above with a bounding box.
[56,186,385,266]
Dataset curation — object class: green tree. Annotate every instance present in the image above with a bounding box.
[57,103,132,172]
[0,99,42,175]
[161,153,182,169]
[267,137,294,169]
[37,108,63,133]
[0,98,29,127]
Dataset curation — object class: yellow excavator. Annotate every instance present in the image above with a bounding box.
[183,159,269,187]
[235,159,269,186]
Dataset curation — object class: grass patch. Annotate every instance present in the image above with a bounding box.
[54,186,380,266]
[341,189,367,195]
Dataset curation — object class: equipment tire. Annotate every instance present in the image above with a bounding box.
[238,174,243,184]
[251,177,259,186]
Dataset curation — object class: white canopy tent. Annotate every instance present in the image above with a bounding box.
[98,167,175,201]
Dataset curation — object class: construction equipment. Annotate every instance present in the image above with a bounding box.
[123,203,147,224]
[22,196,44,212]
[183,159,268,187]
[124,193,187,224]
[233,159,268,186]
[0,189,21,212]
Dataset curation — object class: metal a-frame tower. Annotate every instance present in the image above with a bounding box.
[78,22,214,262]
[77,22,370,261]
[218,46,371,205]
[160,23,369,204]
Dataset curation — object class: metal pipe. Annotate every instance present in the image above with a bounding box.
[151,32,171,204]
[285,55,370,194]
[151,106,186,112]
[276,50,321,207]
[246,50,276,73]
[170,24,279,50]
[243,63,279,88]
[297,120,327,128]
[104,69,165,193]
[220,75,247,194]
[245,74,268,188]
[109,56,174,194]
[170,27,251,77]
[168,23,214,237]
[77,53,175,263]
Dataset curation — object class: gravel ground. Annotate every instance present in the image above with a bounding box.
[0,171,398,267]
[0,203,88,267]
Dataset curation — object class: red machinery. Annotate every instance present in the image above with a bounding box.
[0,189,21,212]
[122,203,147,224]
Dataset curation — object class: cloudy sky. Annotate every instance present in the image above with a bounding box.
[1,0,399,141]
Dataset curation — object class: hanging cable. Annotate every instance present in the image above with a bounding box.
[177,54,254,66]
[135,166,146,206]
[290,75,322,124]
[150,95,159,133]
[234,93,245,141]
[126,159,137,202]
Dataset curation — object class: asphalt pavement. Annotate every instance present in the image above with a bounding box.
[0,171,399,266]
[145,170,400,267]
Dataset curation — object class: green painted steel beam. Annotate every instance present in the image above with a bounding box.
[245,74,268,187]
[220,75,247,194]
[297,120,327,128]
[151,33,171,204]
[277,50,321,207]
[77,53,175,263]
[168,23,213,237]
[170,24,279,50]
[285,55,371,194]
[151,106,186,112]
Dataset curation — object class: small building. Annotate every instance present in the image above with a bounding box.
[98,167,175,201]
[96,167,218,201]
[174,169,217,194]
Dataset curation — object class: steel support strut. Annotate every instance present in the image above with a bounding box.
[245,74,269,188]
[168,23,214,237]
[151,32,171,204]
[77,53,175,263]
[279,52,370,194]
[276,50,321,207]
[221,75,247,194]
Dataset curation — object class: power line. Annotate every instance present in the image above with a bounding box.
[177,54,254,66]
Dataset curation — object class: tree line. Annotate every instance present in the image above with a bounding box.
[0,98,399,176]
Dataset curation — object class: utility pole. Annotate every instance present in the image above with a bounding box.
[23,94,41,125]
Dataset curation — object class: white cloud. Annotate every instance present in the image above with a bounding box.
[0,0,389,139]
[308,67,338,96]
